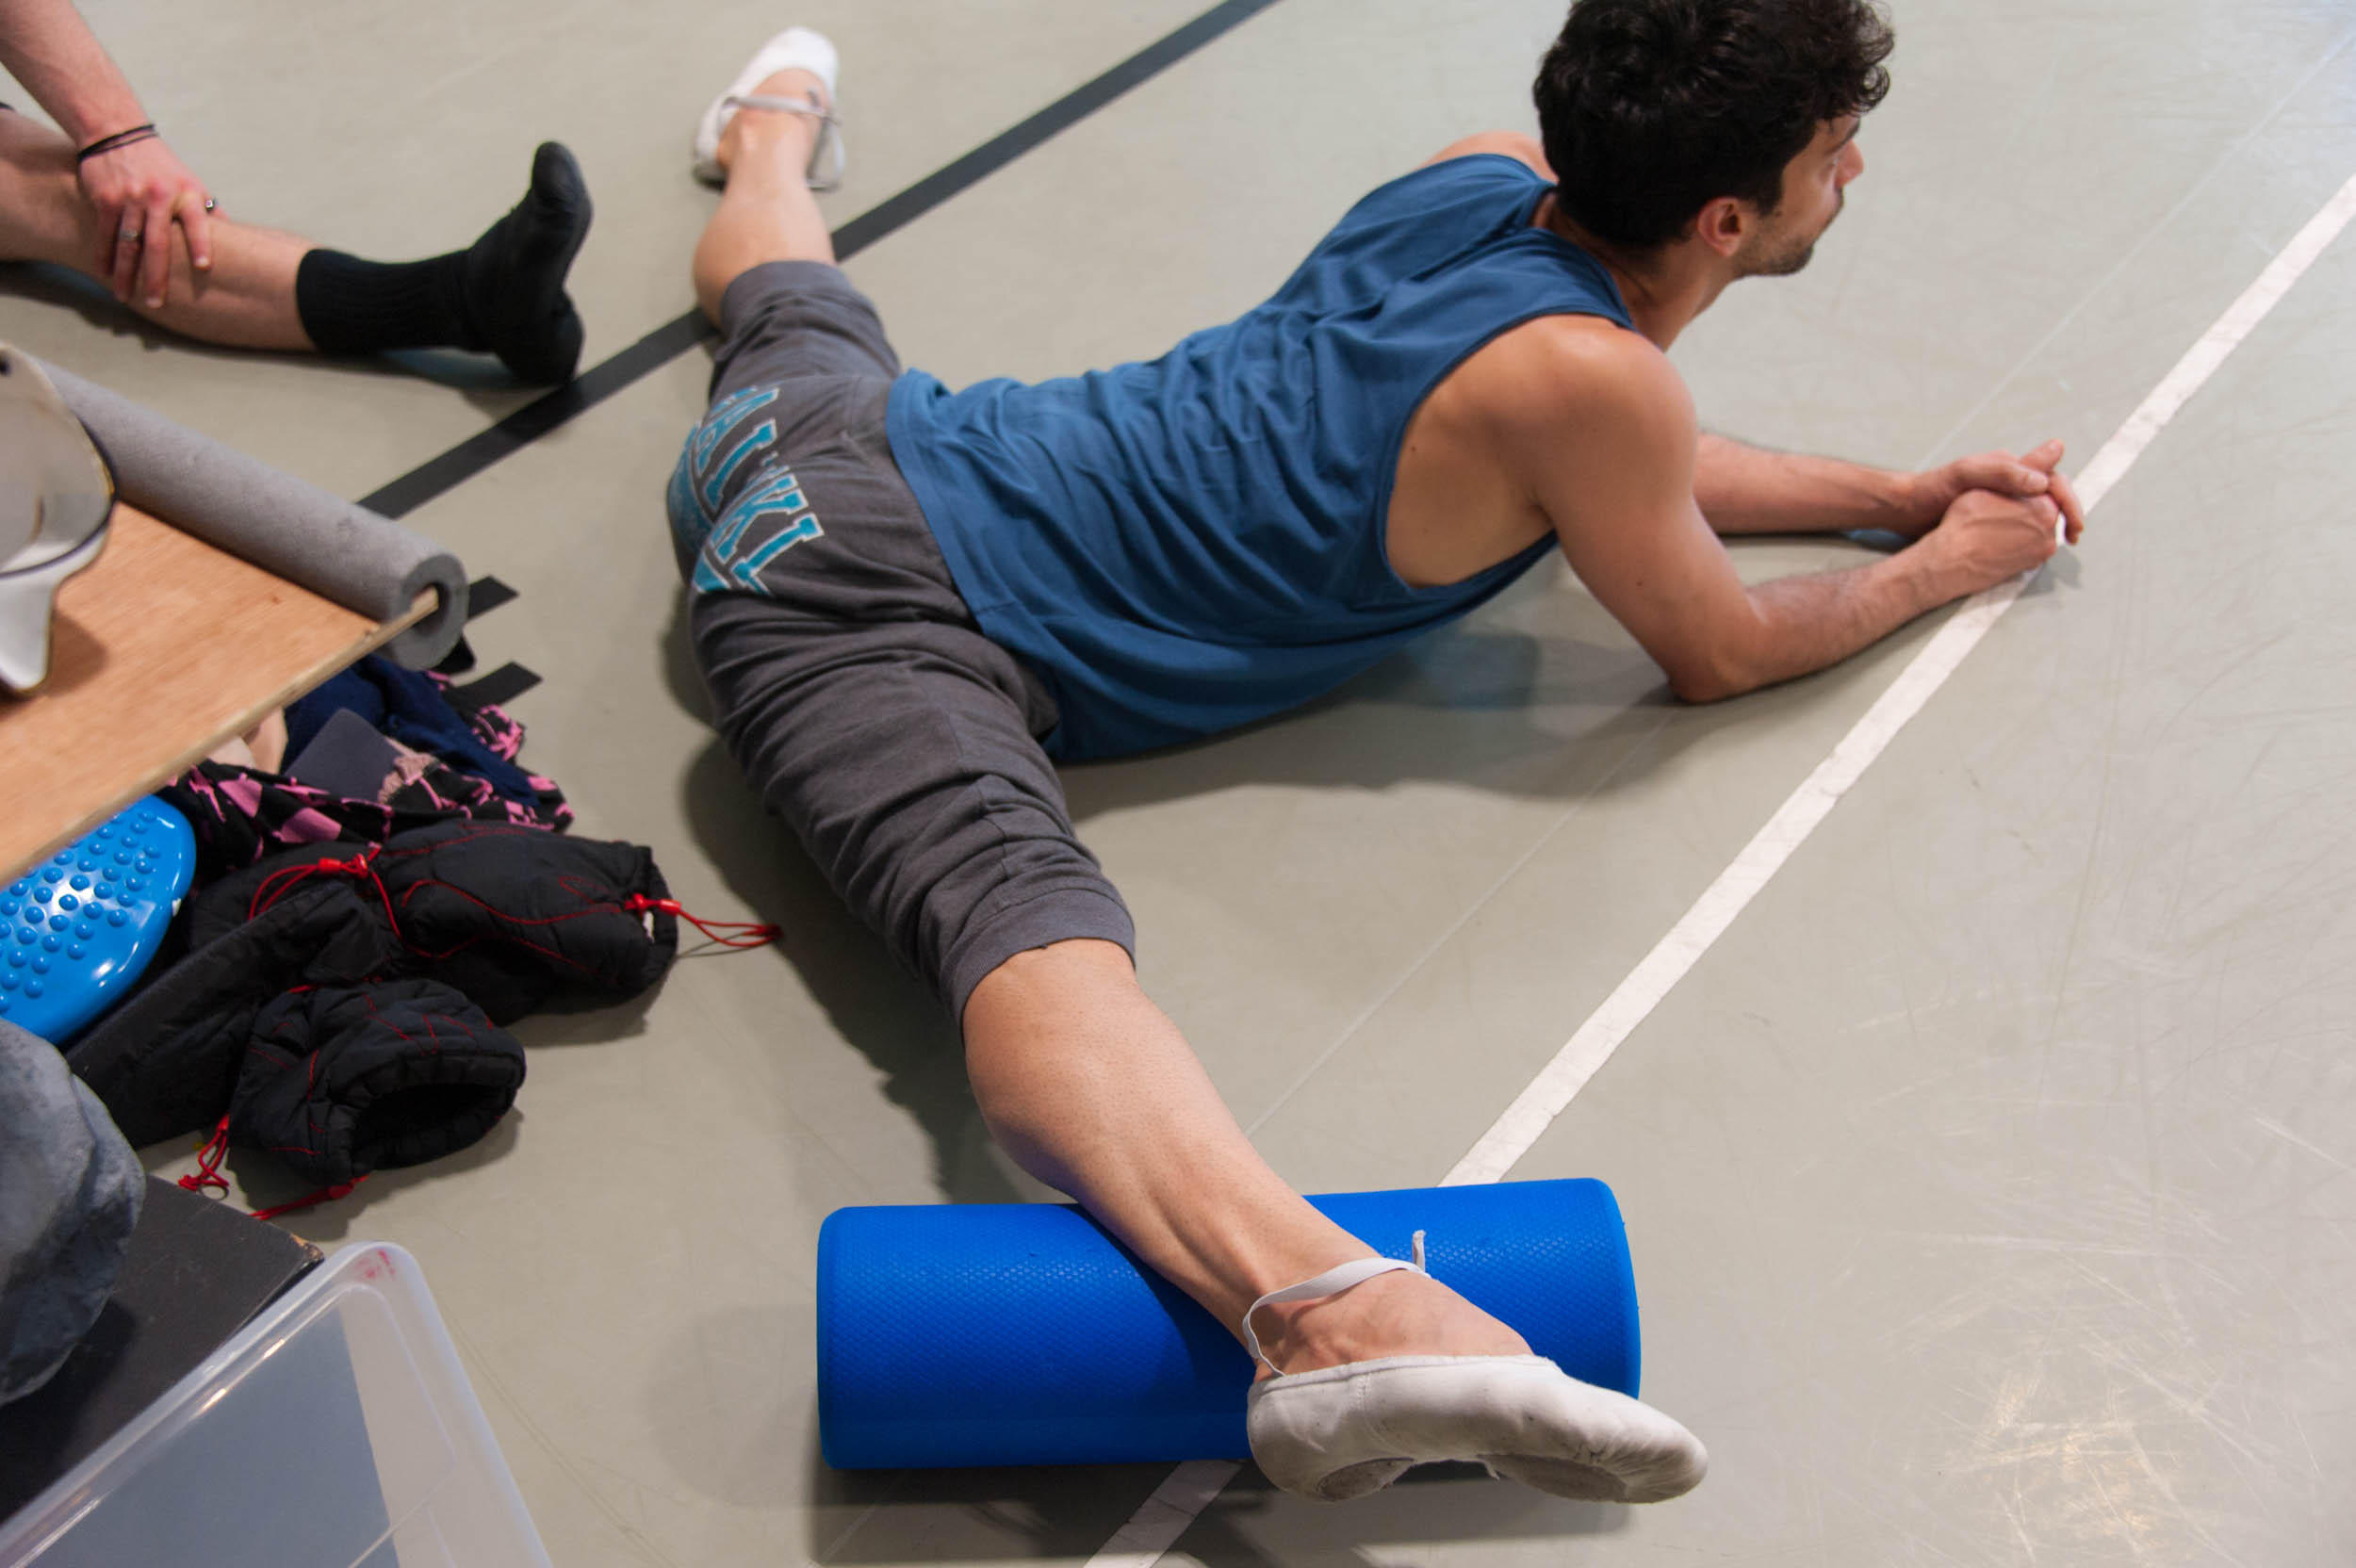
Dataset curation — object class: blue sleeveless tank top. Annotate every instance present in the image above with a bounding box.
[885,154,1633,760]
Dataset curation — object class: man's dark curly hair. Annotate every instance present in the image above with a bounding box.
[1534,0,1894,250]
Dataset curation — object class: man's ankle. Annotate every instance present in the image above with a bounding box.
[1251,1271,1531,1379]
[715,69,830,177]
[718,116,817,178]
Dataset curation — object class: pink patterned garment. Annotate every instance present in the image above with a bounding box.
[158,680,571,887]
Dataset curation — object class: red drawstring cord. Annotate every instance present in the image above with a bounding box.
[250,844,400,933]
[249,849,777,954]
[177,1114,367,1219]
[253,1177,367,1222]
[625,894,779,950]
[178,1116,233,1196]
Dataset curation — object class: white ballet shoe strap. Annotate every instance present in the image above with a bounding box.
[720,92,846,191]
[1240,1229,1427,1376]
[723,91,833,121]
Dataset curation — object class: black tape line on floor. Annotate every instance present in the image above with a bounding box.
[452,662,543,708]
[465,575,518,618]
[358,310,708,519]
[356,0,1284,523]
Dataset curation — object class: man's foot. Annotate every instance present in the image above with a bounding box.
[693,25,843,187]
[1242,1260,1707,1506]
[715,67,831,179]
[1249,1354,1710,1504]
[457,141,592,384]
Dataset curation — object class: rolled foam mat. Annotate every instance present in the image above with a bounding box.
[36,359,465,669]
[817,1178,1642,1469]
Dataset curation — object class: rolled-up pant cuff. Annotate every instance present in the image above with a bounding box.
[944,887,1137,1023]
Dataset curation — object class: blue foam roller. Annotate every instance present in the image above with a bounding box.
[816,1178,1641,1470]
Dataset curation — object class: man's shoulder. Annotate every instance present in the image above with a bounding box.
[1466,315,1692,444]
[1420,133,1552,177]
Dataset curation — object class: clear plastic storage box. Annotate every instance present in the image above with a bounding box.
[0,1242,549,1567]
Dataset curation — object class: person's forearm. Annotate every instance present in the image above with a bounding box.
[1693,432,1917,535]
[0,0,145,144]
[1683,541,1961,702]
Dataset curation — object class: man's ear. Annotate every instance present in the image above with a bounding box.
[1692,195,1749,259]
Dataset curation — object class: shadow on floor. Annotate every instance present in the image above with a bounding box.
[801,1441,1628,1564]
[1056,619,1840,827]
[661,590,1027,1203]
[1059,624,1688,825]
[674,727,1025,1206]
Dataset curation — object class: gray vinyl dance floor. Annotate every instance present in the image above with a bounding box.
[8,1,2354,1562]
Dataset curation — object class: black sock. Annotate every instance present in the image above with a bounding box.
[293,142,593,384]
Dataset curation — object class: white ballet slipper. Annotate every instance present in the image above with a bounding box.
[1238,1239,1708,1505]
[1248,1353,1709,1503]
[692,25,844,188]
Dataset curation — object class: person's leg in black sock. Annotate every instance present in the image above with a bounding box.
[1,117,594,382]
[294,141,593,384]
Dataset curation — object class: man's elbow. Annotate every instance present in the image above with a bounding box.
[1667,667,1741,704]
[1663,645,1760,705]
[1659,599,1784,703]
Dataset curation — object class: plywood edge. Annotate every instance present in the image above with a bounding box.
[5,590,432,878]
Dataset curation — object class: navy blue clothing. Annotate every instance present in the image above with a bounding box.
[887,155,1633,760]
[286,656,539,808]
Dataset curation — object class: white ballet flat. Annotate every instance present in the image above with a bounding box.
[1240,1238,1709,1504]
[692,25,845,188]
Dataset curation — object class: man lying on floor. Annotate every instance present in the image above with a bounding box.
[666,0,2085,1505]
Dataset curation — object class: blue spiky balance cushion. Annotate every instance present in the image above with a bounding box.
[2,796,196,1041]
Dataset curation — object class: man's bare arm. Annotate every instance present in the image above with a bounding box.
[1696,430,2085,541]
[0,0,215,302]
[1504,324,2074,702]
[1693,433,1919,533]
[0,0,142,143]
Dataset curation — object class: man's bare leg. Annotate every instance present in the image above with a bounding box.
[0,109,311,348]
[692,66,838,321]
[965,941,1533,1373]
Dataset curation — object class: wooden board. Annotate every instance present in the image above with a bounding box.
[0,504,431,879]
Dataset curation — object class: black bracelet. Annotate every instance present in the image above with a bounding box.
[76,123,157,162]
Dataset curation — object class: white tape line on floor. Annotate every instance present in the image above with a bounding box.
[1085,1461,1245,1568]
[1082,169,2356,1566]
[1453,167,2356,1188]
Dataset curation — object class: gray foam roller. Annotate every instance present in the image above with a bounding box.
[36,359,466,669]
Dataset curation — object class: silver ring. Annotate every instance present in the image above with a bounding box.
[201,197,216,212]
[117,225,139,241]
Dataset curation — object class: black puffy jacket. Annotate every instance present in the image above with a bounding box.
[69,822,679,1177]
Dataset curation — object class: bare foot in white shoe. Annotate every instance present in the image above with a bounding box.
[715,68,832,180]
[1241,1247,1708,1505]
[693,26,844,187]
[1252,1266,1533,1377]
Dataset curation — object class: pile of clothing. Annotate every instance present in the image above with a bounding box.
[68,658,694,1203]
[3,658,728,1405]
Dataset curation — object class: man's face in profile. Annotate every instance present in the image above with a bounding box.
[1736,116,1865,279]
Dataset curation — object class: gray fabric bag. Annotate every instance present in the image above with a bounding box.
[0,1017,142,1404]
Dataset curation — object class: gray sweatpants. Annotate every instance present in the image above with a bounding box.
[667,261,1134,1018]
